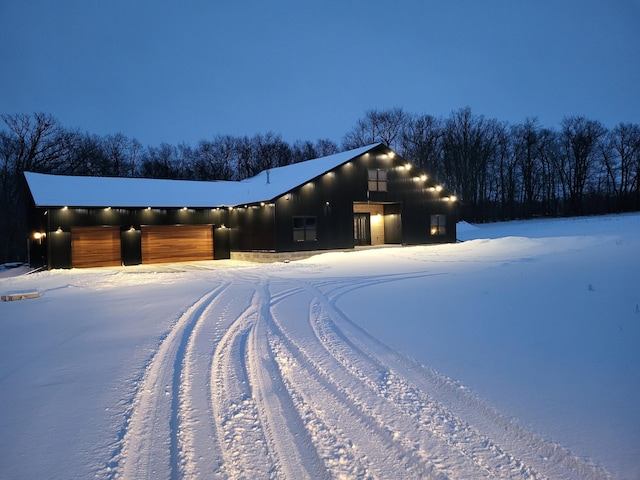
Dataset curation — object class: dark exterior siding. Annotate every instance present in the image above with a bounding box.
[228,204,276,252]
[272,144,458,252]
[40,206,229,268]
[26,144,458,268]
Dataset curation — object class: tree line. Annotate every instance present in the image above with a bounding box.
[2,109,639,262]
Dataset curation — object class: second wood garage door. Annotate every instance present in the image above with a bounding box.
[141,225,214,264]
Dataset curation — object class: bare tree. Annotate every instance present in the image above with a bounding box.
[139,143,181,179]
[557,116,607,214]
[193,135,237,180]
[101,133,140,177]
[511,119,545,217]
[314,138,339,157]
[0,113,74,261]
[441,108,500,219]
[603,123,640,210]
[342,107,410,151]
[291,140,317,164]
[401,114,444,178]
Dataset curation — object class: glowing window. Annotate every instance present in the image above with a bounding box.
[430,214,447,235]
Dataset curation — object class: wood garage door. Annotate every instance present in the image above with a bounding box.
[141,225,213,264]
[71,226,121,268]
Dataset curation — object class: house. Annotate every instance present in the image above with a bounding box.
[24,143,458,269]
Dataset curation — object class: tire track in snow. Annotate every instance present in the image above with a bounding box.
[312,275,612,480]
[209,287,275,479]
[112,284,227,480]
[268,287,440,479]
[302,282,538,478]
[177,282,255,479]
[246,280,329,480]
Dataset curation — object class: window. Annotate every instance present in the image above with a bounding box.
[368,169,387,192]
[430,214,446,235]
[293,216,317,242]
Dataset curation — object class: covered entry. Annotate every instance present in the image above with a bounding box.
[71,226,121,268]
[141,225,214,264]
[353,203,402,246]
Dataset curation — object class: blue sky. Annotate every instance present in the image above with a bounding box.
[1,1,638,147]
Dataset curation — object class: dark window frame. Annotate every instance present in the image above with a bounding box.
[293,216,317,242]
[368,169,388,192]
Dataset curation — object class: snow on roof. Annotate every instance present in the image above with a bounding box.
[25,144,381,208]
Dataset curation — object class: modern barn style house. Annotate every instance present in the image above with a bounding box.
[24,143,458,269]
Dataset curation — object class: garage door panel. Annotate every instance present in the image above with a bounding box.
[71,226,121,268]
[141,225,213,264]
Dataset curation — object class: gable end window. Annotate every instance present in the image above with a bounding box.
[293,216,317,242]
[430,214,446,235]
[368,169,387,192]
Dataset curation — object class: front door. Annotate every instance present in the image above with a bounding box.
[353,213,371,245]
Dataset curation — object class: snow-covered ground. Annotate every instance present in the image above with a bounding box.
[1,213,638,479]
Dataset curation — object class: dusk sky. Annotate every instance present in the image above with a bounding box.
[1,1,638,147]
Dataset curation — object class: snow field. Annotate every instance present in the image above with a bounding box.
[1,213,638,479]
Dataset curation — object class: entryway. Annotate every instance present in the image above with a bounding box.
[353,202,402,246]
[353,213,371,245]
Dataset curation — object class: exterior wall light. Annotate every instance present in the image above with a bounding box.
[62,206,68,211]
[450,195,457,201]
[105,206,111,211]
[33,232,46,243]
[420,174,428,181]
[435,185,443,192]
[405,163,412,170]
[56,227,63,233]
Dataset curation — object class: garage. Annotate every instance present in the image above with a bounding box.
[71,226,121,268]
[141,225,214,264]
